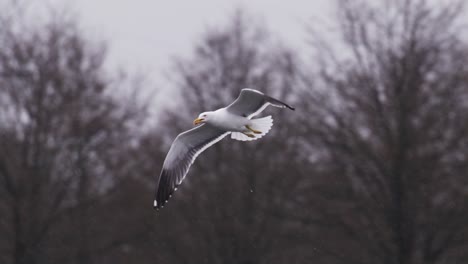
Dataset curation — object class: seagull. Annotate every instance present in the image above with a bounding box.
[154,88,294,209]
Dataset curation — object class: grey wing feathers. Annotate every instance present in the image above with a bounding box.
[154,124,229,209]
[226,88,294,118]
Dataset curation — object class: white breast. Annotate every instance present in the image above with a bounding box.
[210,108,248,132]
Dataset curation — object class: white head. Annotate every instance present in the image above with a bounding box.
[193,111,213,126]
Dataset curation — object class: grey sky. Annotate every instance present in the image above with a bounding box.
[38,0,465,114]
[47,0,332,81]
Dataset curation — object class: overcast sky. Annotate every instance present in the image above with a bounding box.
[36,0,464,113]
[45,0,332,82]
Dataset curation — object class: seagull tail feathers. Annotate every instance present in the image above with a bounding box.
[250,115,273,135]
[231,116,273,141]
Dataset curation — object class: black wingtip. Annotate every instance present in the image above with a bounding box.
[153,200,159,210]
[286,104,295,111]
[154,196,172,210]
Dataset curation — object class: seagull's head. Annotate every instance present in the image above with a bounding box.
[193,112,212,126]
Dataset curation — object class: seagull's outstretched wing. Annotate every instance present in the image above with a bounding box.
[226,88,295,118]
[155,124,229,209]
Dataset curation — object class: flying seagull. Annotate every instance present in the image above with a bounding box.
[154,88,294,209]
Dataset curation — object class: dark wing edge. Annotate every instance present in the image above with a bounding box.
[226,88,294,119]
[264,94,295,111]
[154,125,229,209]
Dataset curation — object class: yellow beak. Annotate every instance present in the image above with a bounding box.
[193,118,204,125]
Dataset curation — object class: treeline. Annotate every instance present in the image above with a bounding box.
[1,1,467,264]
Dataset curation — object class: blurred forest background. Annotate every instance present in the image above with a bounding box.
[1,0,468,263]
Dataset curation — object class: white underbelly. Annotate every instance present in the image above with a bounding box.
[211,109,249,132]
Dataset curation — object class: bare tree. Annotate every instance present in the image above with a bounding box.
[138,11,310,264]
[294,0,468,263]
[0,3,146,264]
